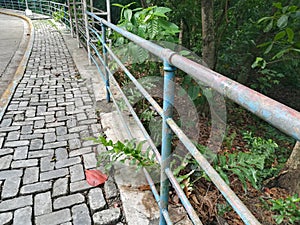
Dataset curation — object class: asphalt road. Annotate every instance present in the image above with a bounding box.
[0,13,26,97]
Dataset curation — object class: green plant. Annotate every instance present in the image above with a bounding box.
[217,202,232,216]
[216,152,264,190]
[140,108,155,122]
[113,3,180,42]
[89,136,157,171]
[243,131,278,166]
[170,154,199,195]
[223,130,237,150]
[52,7,64,22]
[111,2,179,65]
[195,143,270,191]
[270,194,300,224]
[242,131,282,182]
[252,2,300,89]
[250,63,284,93]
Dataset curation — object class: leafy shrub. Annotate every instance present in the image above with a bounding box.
[89,136,157,171]
[270,194,300,224]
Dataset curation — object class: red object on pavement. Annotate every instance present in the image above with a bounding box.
[85,169,108,186]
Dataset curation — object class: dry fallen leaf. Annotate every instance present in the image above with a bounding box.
[85,169,108,186]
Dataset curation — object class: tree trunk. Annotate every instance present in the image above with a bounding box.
[201,0,216,69]
[140,0,147,8]
[268,141,300,196]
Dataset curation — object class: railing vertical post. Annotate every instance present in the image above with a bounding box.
[47,1,50,15]
[67,0,74,37]
[82,0,91,65]
[73,0,80,46]
[101,23,110,102]
[89,0,94,27]
[159,60,176,225]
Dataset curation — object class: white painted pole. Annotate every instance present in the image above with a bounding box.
[82,0,91,65]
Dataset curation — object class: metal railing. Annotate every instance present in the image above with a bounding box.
[1,1,300,225]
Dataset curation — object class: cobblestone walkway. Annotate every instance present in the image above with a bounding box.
[0,20,124,225]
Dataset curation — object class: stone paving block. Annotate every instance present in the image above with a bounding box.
[53,193,85,210]
[0,137,4,149]
[91,124,101,137]
[72,203,91,225]
[52,177,68,197]
[40,168,69,181]
[20,181,52,194]
[13,206,32,225]
[70,164,85,182]
[79,119,98,126]
[80,130,90,139]
[0,148,14,156]
[46,121,65,128]
[69,147,93,157]
[1,118,12,127]
[34,128,55,134]
[104,179,119,199]
[69,125,88,133]
[68,138,81,150]
[55,148,68,161]
[48,107,65,112]
[1,177,21,199]
[0,169,23,180]
[11,159,38,168]
[41,156,55,171]
[21,125,33,134]
[34,120,45,129]
[28,149,54,158]
[13,120,34,126]
[15,113,25,121]
[35,208,71,225]
[45,115,55,123]
[88,188,106,213]
[23,167,39,185]
[56,133,79,141]
[0,212,13,224]
[0,155,13,169]
[44,141,67,149]
[0,125,21,132]
[55,156,81,169]
[56,126,67,136]
[56,110,66,118]
[76,112,87,121]
[70,180,93,193]
[4,140,29,148]
[13,146,29,160]
[37,105,47,116]
[6,130,20,141]
[83,152,97,169]
[30,139,44,150]
[25,108,36,118]
[20,133,44,140]
[44,132,56,143]
[66,118,77,128]
[0,195,33,212]
[34,192,52,216]
[93,208,121,225]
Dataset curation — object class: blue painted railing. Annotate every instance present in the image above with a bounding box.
[1,1,300,225]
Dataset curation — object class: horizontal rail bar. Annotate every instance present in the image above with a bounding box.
[165,168,203,225]
[87,12,300,142]
[166,118,261,225]
[143,168,173,225]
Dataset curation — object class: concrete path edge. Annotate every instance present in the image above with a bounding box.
[0,10,34,121]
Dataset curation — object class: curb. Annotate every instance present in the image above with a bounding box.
[0,10,34,121]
